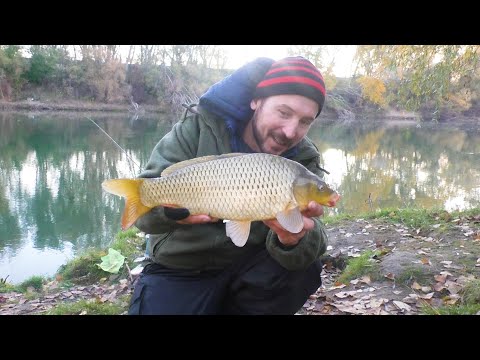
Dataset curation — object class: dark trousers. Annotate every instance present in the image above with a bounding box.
[128,248,322,315]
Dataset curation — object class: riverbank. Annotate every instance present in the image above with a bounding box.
[1,207,479,315]
[0,99,163,113]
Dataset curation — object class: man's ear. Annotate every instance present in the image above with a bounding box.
[250,98,260,110]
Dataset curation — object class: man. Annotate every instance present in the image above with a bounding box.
[129,56,329,315]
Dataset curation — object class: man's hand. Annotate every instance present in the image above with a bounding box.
[263,201,324,247]
[177,214,219,225]
[163,207,219,225]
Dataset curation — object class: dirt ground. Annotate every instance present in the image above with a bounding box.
[1,214,479,315]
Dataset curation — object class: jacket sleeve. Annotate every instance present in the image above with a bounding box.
[134,114,201,234]
[265,155,329,271]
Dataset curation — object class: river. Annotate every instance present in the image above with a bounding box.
[1,112,479,283]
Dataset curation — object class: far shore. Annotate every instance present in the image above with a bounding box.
[0,100,163,113]
[2,100,479,127]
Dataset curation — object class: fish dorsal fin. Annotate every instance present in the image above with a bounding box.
[225,220,251,247]
[161,153,247,177]
[276,207,304,234]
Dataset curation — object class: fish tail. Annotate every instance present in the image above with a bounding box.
[102,179,152,230]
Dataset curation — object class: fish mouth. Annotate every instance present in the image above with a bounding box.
[327,193,341,207]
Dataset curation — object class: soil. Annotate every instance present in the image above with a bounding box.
[1,213,479,315]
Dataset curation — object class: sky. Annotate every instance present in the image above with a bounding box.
[221,45,357,77]
[115,45,357,78]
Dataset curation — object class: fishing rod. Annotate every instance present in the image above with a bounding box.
[86,116,141,173]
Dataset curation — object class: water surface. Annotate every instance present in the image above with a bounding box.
[1,112,479,283]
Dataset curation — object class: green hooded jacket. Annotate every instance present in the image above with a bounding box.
[134,105,329,271]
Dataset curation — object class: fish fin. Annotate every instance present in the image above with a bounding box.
[102,179,152,230]
[225,220,251,247]
[161,153,247,177]
[275,207,304,233]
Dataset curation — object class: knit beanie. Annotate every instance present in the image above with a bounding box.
[253,56,326,117]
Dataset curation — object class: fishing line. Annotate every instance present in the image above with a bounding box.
[86,116,141,173]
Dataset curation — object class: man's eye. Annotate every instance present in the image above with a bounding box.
[279,110,288,117]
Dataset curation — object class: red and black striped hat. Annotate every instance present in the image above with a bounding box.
[253,56,326,116]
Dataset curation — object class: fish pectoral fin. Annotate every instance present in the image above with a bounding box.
[225,220,251,247]
[275,207,304,233]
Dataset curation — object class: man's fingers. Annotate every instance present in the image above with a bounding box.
[302,201,324,218]
[178,215,217,224]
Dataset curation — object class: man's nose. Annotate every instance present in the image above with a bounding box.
[283,122,297,139]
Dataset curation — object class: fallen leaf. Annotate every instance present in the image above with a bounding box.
[418,292,434,300]
[421,257,431,266]
[421,286,432,293]
[360,276,371,284]
[97,248,126,274]
[444,280,462,295]
[411,282,422,290]
[393,301,412,312]
[384,273,395,280]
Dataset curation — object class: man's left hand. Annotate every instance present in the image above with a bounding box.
[263,201,324,247]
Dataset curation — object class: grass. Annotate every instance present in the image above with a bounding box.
[16,275,45,293]
[57,248,109,285]
[324,206,480,232]
[55,227,143,286]
[337,250,381,284]
[460,279,480,305]
[45,299,127,315]
[396,266,435,286]
[0,282,16,293]
[421,304,480,315]
[110,227,144,268]
[420,279,480,315]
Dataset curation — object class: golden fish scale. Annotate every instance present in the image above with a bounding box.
[140,154,301,221]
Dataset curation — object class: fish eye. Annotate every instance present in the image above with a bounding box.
[317,184,324,190]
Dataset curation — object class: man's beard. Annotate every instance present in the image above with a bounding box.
[251,109,294,154]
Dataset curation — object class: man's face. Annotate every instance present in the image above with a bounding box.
[249,95,319,155]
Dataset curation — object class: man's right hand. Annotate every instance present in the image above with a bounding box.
[164,207,219,224]
[177,214,219,225]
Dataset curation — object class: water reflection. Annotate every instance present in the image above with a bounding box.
[311,120,480,215]
[0,113,479,283]
[0,112,173,283]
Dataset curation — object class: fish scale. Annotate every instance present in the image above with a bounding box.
[139,153,299,221]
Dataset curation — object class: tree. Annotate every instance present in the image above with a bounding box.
[354,45,480,116]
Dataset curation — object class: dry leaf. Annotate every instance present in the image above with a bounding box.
[411,282,422,290]
[418,292,434,300]
[360,276,371,284]
[444,280,462,295]
[393,301,412,312]
[421,257,432,266]
[384,273,395,280]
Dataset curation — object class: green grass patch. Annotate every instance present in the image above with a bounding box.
[0,282,17,293]
[16,275,45,293]
[55,227,143,286]
[421,303,480,315]
[325,207,480,232]
[396,266,434,286]
[57,248,109,285]
[110,227,143,266]
[323,212,356,226]
[460,279,480,305]
[337,250,381,284]
[45,299,127,315]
